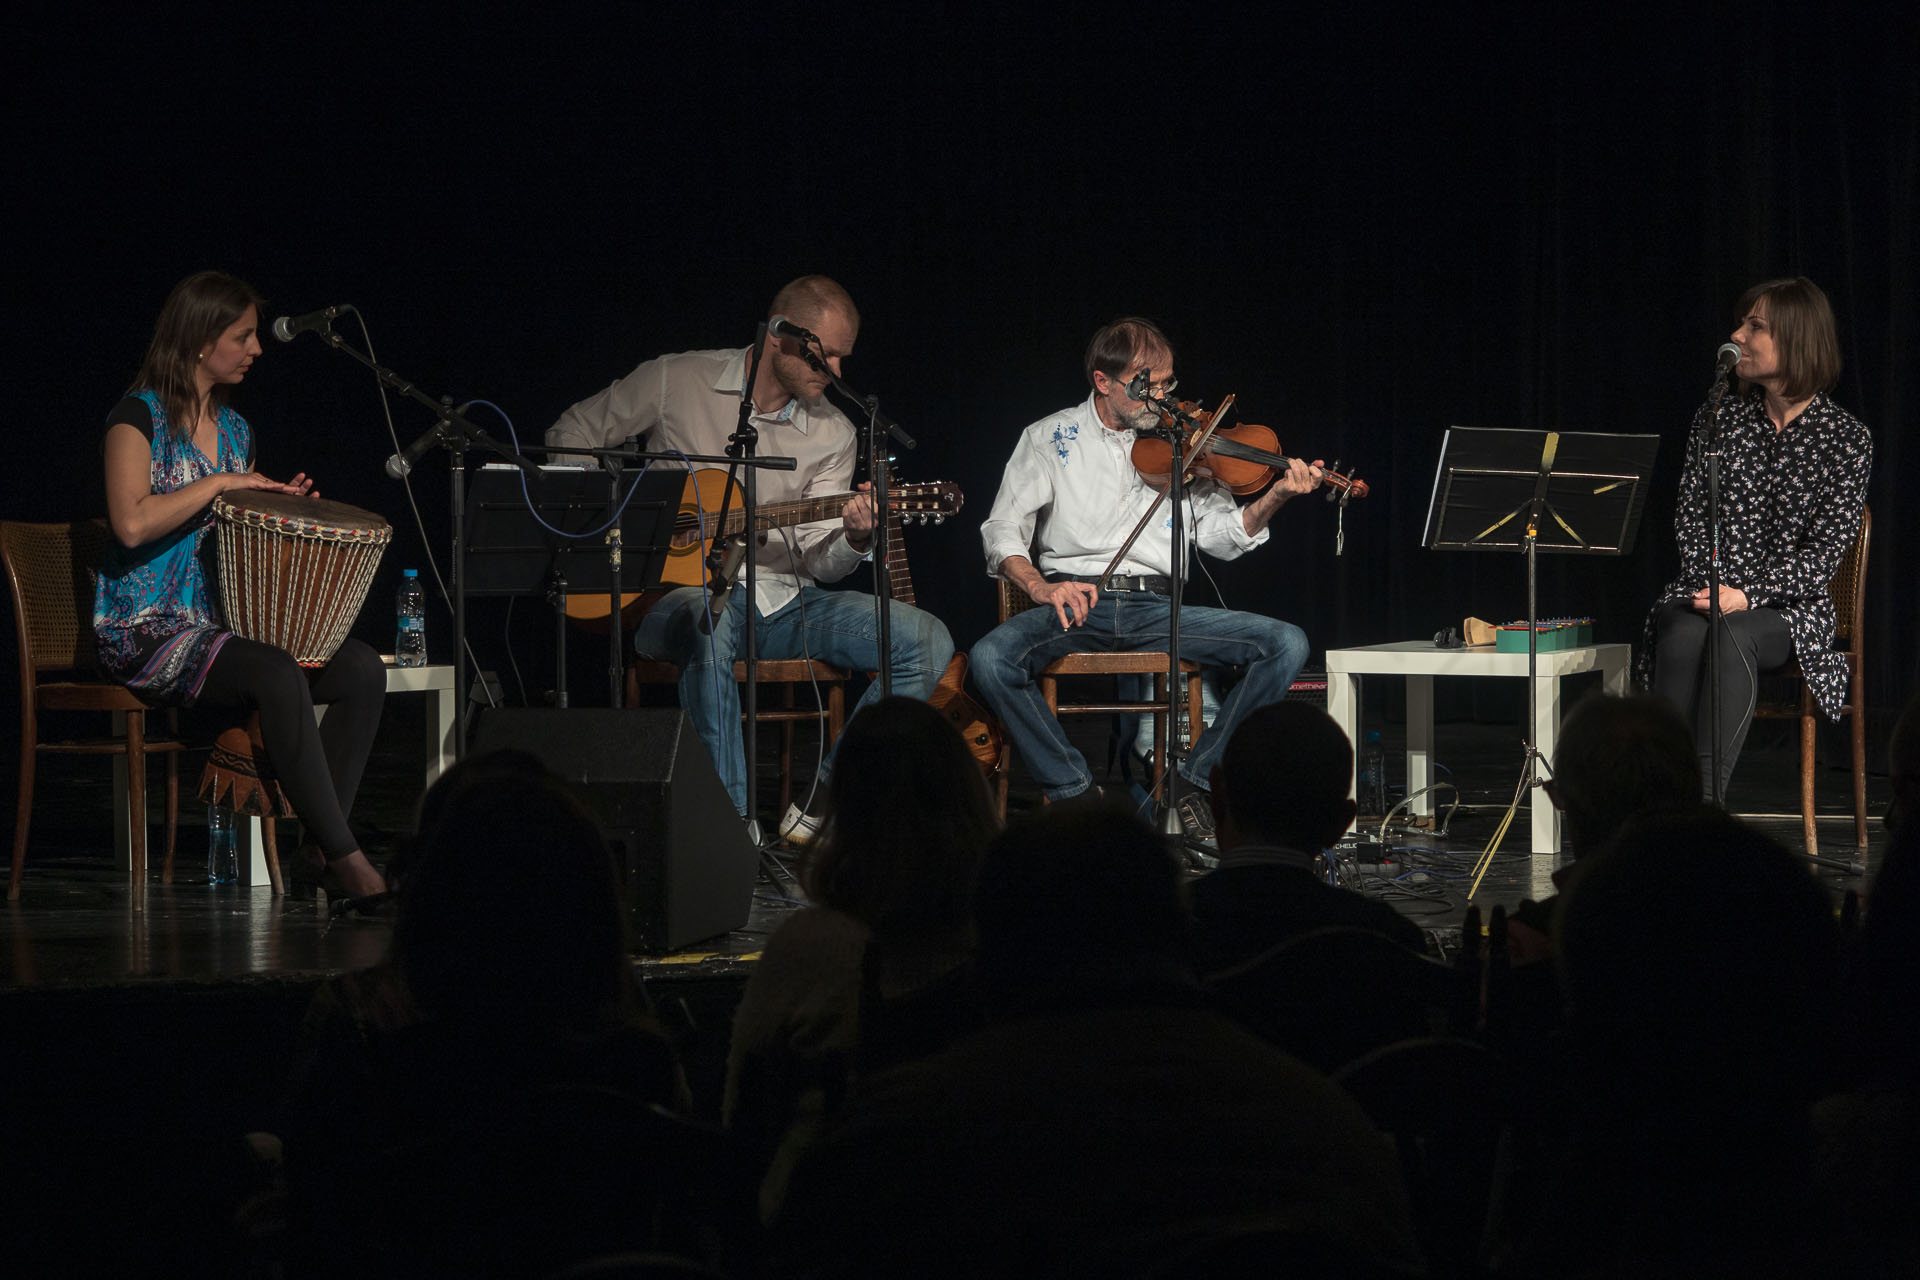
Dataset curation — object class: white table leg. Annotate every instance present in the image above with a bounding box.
[1602,651,1629,696]
[1327,670,1360,829]
[1407,675,1434,818]
[1531,669,1563,853]
[425,680,455,790]
[241,815,269,886]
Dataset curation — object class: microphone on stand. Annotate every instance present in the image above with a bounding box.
[272,304,354,343]
[385,425,443,480]
[1713,342,1742,377]
[767,315,819,346]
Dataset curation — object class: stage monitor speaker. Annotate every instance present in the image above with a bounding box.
[470,708,756,952]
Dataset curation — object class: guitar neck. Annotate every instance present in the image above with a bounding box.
[883,505,916,605]
[702,491,859,540]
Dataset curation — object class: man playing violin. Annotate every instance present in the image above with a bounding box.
[974,316,1324,837]
[545,276,954,836]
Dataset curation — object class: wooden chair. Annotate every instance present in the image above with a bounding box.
[1751,506,1870,858]
[994,577,1204,818]
[626,659,847,815]
[4,518,185,900]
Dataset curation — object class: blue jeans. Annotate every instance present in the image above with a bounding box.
[971,594,1308,800]
[635,584,955,816]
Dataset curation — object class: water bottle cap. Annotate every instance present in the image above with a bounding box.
[403,568,419,577]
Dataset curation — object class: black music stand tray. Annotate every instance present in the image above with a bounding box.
[1422,426,1659,858]
[465,464,684,705]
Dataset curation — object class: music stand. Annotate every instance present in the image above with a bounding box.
[1423,427,1658,870]
[465,464,684,706]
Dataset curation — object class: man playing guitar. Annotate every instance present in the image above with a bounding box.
[546,277,954,835]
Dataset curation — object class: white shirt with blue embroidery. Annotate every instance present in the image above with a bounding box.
[980,393,1267,581]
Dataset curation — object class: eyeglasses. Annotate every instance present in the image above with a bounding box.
[1112,372,1177,398]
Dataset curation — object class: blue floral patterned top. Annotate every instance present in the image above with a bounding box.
[93,390,253,704]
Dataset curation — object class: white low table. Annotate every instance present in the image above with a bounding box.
[115,660,458,886]
[1324,641,1631,854]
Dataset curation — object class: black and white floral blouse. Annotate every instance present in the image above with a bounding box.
[1638,388,1871,721]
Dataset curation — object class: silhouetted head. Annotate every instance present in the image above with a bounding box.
[804,696,999,948]
[1546,693,1702,859]
[1558,808,1839,1121]
[394,750,634,1024]
[1212,701,1356,853]
[972,807,1189,1004]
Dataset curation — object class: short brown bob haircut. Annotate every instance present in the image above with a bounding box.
[1735,276,1843,401]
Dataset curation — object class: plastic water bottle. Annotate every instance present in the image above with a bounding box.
[1359,730,1389,819]
[207,805,238,885]
[396,568,426,667]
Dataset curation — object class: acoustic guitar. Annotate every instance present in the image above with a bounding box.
[565,469,964,623]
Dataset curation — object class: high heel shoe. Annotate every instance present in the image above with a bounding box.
[289,845,393,919]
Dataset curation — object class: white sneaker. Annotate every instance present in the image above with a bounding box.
[777,803,823,848]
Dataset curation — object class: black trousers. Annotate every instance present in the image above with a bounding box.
[1650,598,1792,801]
[195,637,385,860]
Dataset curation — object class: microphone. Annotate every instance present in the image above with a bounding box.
[1713,342,1742,377]
[1125,368,1150,400]
[386,421,447,480]
[767,315,819,346]
[272,304,353,343]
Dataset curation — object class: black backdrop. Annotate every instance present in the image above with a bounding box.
[8,4,1915,748]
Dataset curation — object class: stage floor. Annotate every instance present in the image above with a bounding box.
[2,691,1892,993]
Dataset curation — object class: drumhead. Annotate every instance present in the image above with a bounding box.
[213,490,391,539]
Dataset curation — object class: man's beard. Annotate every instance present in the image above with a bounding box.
[773,355,828,407]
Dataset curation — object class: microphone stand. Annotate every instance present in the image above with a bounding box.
[304,328,539,761]
[1703,367,1733,807]
[725,331,771,844]
[1104,392,1208,859]
[803,349,918,698]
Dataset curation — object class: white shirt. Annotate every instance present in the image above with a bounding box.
[546,347,868,616]
[979,393,1268,581]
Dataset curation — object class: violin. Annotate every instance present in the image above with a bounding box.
[1130,395,1370,500]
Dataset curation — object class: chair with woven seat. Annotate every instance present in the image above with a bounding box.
[4,518,185,900]
[993,577,1205,818]
[626,658,847,815]
[1751,505,1870,859]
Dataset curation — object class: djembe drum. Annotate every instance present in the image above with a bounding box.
[191,492,394,890]
[211,491,393,666]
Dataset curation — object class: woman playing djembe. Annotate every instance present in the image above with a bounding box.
[96,270,387,904]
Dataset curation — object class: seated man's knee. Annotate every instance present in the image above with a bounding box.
[1257,617,1310,665]
[970,620,1024,676]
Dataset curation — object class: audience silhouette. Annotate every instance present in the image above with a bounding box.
[723,696,997,1222]
[277,750,687,1277]
[1527,807,1845,1276]
[1194,699,1429,972]
[769,806,1426,1278]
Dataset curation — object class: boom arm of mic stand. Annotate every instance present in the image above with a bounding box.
[806,352,917,450]
[307,329,542,474]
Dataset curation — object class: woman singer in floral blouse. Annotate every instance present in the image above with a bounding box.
[1641,276,1871,802]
